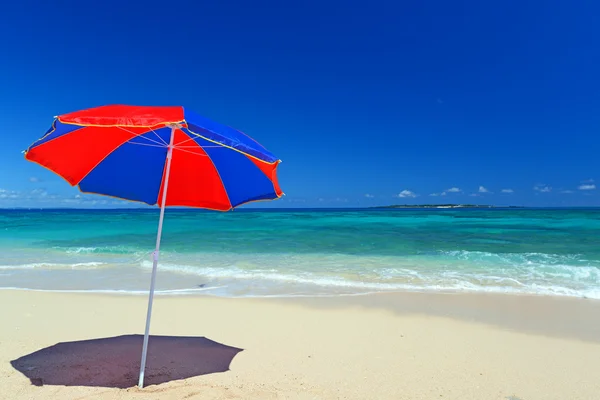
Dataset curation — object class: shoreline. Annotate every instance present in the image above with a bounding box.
[2,289,600,399]
[2,284,599,301]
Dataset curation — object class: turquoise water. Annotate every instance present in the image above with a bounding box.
[1,208,599,298]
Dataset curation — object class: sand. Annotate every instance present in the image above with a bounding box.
[1,290,599,400]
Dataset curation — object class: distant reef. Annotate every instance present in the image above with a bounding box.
[370,204,524,209]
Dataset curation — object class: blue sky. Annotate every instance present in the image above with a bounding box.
[1,0,598,208]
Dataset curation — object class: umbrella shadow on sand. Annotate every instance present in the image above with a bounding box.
[10,334,243,388]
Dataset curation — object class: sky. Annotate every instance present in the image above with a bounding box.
[0,0,599,208]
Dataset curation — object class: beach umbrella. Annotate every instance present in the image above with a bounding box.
[23,105,283,388]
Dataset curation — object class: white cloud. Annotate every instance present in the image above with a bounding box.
[578,184,596,190]
[319,197,349,203]
[469,193,479,197]
[1,188,86,204]
[87,200,109,206]
[446,187,461,193]
[365,194,375,198]
[0,189,19,199]
[478,186,490,193]
[285,198,307,203]
[398,190,417,198]
[30,188,48,197]
[0,188,143,208]
[0,188,59,201]
[62,198,83,204]
[29,177,41,183]
[561,190,574,194]
[534,184,551,193]
[501,189,514,194]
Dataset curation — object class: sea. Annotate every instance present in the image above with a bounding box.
[0,208,599,299]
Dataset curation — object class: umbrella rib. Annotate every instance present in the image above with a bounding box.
[193,146,233,209]
[174,131,234,149]
[148,127,169,145]
[173,129,232,208]
[173,133,230,148]
[116,127,166,147]
[73,131,161,187]
[173,145,223,149]
[185,127,277,165]
[172,147,208,157]
[129,142,167,148]
[173,134,199,147]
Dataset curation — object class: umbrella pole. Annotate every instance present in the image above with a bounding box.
[138,126,176,388]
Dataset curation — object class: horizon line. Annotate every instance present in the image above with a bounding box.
[1,205,599,211]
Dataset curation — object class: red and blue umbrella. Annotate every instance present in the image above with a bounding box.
[25,105,282,209]
[24,104,283,387]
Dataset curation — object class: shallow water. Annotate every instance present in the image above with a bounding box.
[0,208,599,298]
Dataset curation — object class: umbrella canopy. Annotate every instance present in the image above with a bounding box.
[24,105,283,210]
[23,105,283,388]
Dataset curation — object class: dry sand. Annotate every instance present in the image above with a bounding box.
[1,290,599,400]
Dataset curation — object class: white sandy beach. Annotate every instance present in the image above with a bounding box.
[1,290,599,400]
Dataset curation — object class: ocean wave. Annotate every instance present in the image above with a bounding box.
[55,246,141,255]
[138,259,600,299]
[2,280,598,300]
[3,249,599,299]
[0,286,224,295]
[0,262,107,270]
[436,250,588,265]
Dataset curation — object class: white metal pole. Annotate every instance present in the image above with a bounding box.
[138,126,176,388]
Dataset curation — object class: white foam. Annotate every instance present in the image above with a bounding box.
[135,259,600,299]
[0,286,225,295]
[0,262,106,270]
[1,284,598,300]
[56,246,140,255]
[3,249,599,300]
[63,247,99,254]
